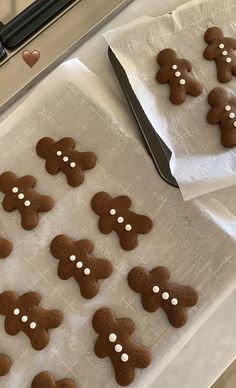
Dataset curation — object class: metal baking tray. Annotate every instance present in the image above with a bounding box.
[108,47,178,188]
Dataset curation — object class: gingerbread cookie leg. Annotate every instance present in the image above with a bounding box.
[92,307,151,386]
[31,371,76,388]
[0,237,12,259]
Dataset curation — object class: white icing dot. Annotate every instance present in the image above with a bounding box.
[115,344,123,353]
[12,187,18,193]
[152,286,160,294]
[117,217,124,224]
[162,292,170,300]
[18,193,24,200]
[76,261,83,269]
[21,316,28,323]
[229,112,235,119]
[24,200,31,207]
[219,43,224,49]
[172,64,177,70]
[233,121,236,127]
[175,71,181,77]
[70,255,76,262]
[84,268,90,275]
[70,162,76,168]
[110,209,116,216]
[56,151,62,156]
[125,224,132,232]
[225,105,231,111]
[13,308,20,316]
[179,79,186,85]
[63,156,69,162]
[171,298,178,306]
[109,333,117,343]
[121,353,129,363]
[30,322,37,329]
[222,50,228,56]
[226,57,232,63]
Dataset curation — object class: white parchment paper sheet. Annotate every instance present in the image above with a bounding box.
[104,0,236,200]
[0,60,235,388]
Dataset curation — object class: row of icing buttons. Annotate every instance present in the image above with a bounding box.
[171,64,186,86]
[225,105,236,127]
[219,43,232,63]
[13,308,37,329]
[69,255,91,275]
[56,150,76,168]
[152,285,178,306]
[12,187,31,207]
[109,209,132,232]
[109,333,129,362]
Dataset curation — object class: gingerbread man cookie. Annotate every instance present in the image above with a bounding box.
[0,172,54,230]
[0,291,63,350]
[91,192,153,251]
[128,266,198,328]
[0,354,11,377]
[50,235,113,299]
[0,237,12,259]
[207,87,236,148]
[36,137,97,187]
[204,27,236,83]
[156,48,202,104]
[92,308,151,386]
[31,371,76,388]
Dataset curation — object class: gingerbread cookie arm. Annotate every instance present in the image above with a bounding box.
[0,354,11,377]
[0,237,13,259]
[74,239,94,254]
[94,336,108,358]
[203,45,217,60]
[20,175,36,188]
[117,318,135,335]
[0,291,18,315]
[226,37,236,50]
[5,316,20,335]
[156,66,172,83]
[2,195,16,212]
[19,292,41,307]
[181,59,192,72]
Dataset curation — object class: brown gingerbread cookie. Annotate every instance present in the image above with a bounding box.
[92,307,151,386]
[31,371,76,388]
[204,27,236,83]
[207,86,236,148]
[156,48,202,104]
[50,235,113,299]
[91,192,153,251]
[128,266,198,328]
[36,137,97,187]
[0,354,11,377]
[0,172,54,230]
[0,237,12,259]
[0,291,63,350]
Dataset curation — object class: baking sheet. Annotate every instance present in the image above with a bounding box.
[0,59,235,388]
[104,0,236,200]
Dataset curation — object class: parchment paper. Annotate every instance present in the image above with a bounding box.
[0,59,235,388]
[104,0,236,200]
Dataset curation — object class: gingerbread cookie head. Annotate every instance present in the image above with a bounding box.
[0,237,12,259]
[0,354,11,377]
[91,192,153,251]
[92,307,151,386]
[31,371,76,388]
[0,291,63,350]
[156,48,202,104]
[204,27,236,83]
[0,171,54,230]
[207,86,236,148]
[50,235,113,299]
[36,137,97,187]
[128,266,198,328]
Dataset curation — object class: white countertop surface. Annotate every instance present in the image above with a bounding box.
[2,1,235,386]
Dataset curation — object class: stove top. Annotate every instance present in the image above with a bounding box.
[0,0,133,112]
